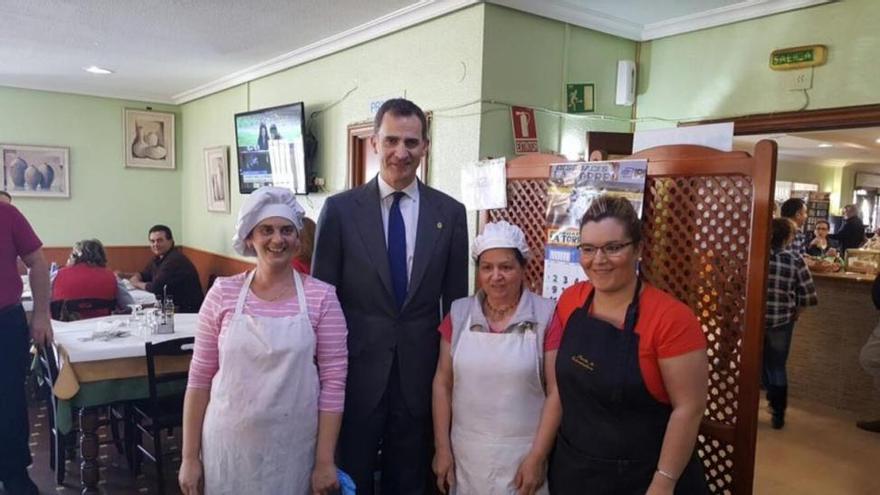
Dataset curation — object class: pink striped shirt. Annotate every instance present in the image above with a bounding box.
[187,271,348,412]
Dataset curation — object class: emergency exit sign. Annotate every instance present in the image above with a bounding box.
[770,45,827,70]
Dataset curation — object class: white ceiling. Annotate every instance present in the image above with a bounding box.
[734,127,880,167]
[0,0,832,104]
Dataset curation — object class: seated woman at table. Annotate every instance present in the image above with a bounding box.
[179,186,347,495]
[806,220,839,258]
[51,239,134,319]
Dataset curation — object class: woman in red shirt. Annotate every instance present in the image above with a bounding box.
[51,239,131,319]
[548,195,709,494]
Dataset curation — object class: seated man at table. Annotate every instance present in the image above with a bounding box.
[120,225,203,313]
[52,239,134,319]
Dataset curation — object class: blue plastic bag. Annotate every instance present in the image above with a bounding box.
[337,468,356,495]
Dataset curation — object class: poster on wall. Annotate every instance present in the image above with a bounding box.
[1,144,70,198]
[542,159,648,299]
[460,157,507,211]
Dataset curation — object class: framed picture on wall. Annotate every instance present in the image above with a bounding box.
[124,108,175,169]
[204,146,230,213]
[1,144,70,198]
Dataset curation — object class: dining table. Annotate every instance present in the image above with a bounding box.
[45,313,197,494]
[20,275,158,312]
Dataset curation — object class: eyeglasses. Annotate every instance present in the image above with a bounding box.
[577,240,636,258]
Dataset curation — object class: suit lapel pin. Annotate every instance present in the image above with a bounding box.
[437,222,443,229]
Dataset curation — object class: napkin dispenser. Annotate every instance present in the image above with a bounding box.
[156,297,175,334]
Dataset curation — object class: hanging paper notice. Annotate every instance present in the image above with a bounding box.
[542,159,648,299]
[461,157,507,211]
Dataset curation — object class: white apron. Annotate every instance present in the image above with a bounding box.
[450,296,549,495]
[202,270,318,495]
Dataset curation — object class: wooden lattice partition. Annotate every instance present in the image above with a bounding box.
[481,143,776,494]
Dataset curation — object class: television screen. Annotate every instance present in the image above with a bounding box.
[234,102,307,194]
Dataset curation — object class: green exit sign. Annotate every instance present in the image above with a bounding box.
[770,45,827,70]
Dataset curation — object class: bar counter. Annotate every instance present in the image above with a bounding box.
[788,271,880,416]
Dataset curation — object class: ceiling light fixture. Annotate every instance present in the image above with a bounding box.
[818,143,832,148]
[875,138,880,144]
[84,65,114,75]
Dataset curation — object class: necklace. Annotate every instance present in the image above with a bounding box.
[483,297,517,319]
[258,284,292,302]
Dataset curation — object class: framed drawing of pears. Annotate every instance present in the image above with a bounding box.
[124,109,175,169]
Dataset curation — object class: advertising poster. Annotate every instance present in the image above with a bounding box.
[542,159,648,299]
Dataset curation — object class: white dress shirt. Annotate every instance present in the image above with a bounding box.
[378,175,419,282]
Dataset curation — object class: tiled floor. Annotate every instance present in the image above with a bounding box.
[13,397,182,495]
[755,397,880,494]
[6,393,880,494]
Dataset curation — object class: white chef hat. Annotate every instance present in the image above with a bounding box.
[472,221,530,261]
[232,186,305,256]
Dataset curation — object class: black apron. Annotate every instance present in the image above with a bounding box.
[550,279,707,495]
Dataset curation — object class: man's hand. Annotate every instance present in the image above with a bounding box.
[30,311,53,346]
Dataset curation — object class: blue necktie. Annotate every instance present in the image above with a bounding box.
[387,192,408,310]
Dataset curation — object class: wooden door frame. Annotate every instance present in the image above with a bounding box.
[693,103,880,135]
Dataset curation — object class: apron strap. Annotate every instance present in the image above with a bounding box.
[234,270,257,317]
[293,270,307,313]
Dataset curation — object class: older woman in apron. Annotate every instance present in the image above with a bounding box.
[432,221,559,495]
[546,195,709,495]
[178,187,348,495]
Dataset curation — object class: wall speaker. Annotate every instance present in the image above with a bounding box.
[615,60,636,106]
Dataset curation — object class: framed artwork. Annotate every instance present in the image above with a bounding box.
[124,108,175,169]
[204,146,230,213]
[1,144,70,198]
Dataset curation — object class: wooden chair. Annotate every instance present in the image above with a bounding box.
[50,298,116,321]
[131,337,194,495]
[38,346,128,484]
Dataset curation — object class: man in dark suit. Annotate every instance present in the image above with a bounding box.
[313,99,468,494]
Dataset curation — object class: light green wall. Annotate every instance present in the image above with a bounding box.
[479,4,637,159]
[180,5,485,257]
[636,0,880,129]
[0,86,181,247]
[839,162,880,213]
[776,159,837,193]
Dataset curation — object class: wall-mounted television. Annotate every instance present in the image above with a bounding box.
[234,102,307,194]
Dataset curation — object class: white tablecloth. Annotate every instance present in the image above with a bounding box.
[21,285,157,312]
[53,313,198,363]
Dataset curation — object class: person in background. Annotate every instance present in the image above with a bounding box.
[0,201,52,495]
[312,98,468,494]
[548,195,709,494]
[856,273,880,433]
[257,122,270,151]
[829,204,868,255]
[432,221,557,495]
[764,218,818,429]
[51,239,134,318]
[780,198,808,256]
[119,225,204,312]
[292,217,316,275]
[806,220,839,258]
[0,191,11,204]
[179,187,347,495]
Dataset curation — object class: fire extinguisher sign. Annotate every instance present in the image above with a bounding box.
[510,106,539,154]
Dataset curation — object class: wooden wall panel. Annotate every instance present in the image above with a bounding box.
[26,246,154,275]
[180,246,254,292]
[31,246,253,295]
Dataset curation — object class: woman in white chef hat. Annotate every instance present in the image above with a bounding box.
[179,186,348,495]
[431,221,560,495]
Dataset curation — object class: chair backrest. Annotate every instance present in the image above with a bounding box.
[51,298,116,321]
[144,337,195,404]
[38,346,61,430]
